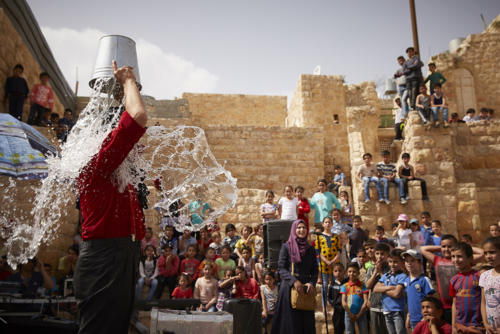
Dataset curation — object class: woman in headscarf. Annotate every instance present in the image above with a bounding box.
[271,219,318,334]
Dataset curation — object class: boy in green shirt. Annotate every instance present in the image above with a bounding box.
[424,63,446,94]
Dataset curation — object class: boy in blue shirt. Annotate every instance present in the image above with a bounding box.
[310,178,341,225]
[329,165,346,196]
[374,248,408,334]
[402,250,434,331]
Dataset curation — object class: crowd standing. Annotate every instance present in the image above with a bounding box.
[3,64,75,141]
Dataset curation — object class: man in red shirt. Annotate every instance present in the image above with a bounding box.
[74,61,148,334]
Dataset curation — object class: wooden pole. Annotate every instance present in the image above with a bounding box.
[409,0,420,55]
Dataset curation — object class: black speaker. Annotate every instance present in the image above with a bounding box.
[263,219,294,269]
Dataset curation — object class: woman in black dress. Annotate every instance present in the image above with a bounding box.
[271,219,318,334]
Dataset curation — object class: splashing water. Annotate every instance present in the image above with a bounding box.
[1,78,237,269]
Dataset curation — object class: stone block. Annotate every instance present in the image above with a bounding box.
[414,149,432,163]
[408,182,422,200]
[457,200,479,215]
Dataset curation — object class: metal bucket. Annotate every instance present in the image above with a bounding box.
[384,78,397,95]
[89,35,141,92]
[448,38,465,54]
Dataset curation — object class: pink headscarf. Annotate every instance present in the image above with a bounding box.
[286,219,310,264]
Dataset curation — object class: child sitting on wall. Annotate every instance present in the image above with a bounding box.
[398,152,429,201]
[415,85,432,126]
[356,153,383,204]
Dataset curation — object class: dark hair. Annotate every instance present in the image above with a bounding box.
[68,244,79,255]
[480,107,489,114]
[375,242,391,254]
[241,246,252,254]
[165,225,174,231]
[421,211,431,218]
[146,227,153,232]
[397,56,405,61]
[401,152,410,159]
[431,220,442,227]
[451,112,459,118]
[422,296,443,310]
[364,239,377,248]
[428,62,436,67]
[263,270,276,280]
[322,216,333,223]
[295,185,304,192]
[362,153,372,159]
[317,178,328,185]
[14,64,24,71]
[375,225,385,232]
[466,108,475,114]
[452,242,473,258]
[178,273,190,283]
[162,244,173,250]
[389,248,403,260]
[144,244,156,255]
[357,249,366,255]
[334,165,341,170]
[221,245,232,253]
[39,72,50,79]
[284,185,293,191]
[346,262,360,271]
[339,190,349,197]
[406,47,415,53]
[64,109,73,114]
[434,83,442,88]
[235,265,247,277]
[419,85,427,90]
[265,190,274,197]
[381,150,390,156]
[50,112,59,118]
[353,215,362,221]
[333,262,345,270]
[441,234,458,245]
[225,223,236,233]
[331,208,342,215]
[488,108,494,115]
[187,244,198,253]
[461,234,472,242]
[482,236,500,251]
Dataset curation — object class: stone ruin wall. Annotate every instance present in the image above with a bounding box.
[0,9,66,118]
[429,14,500,117]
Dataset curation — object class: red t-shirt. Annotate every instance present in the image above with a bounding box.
[412,320,452,334]
[297,198,311,229]
[77,111,146,240]
[433,256,456,310]
[180,258,201,281]
[171,286,193,299]
[235,277,260,299]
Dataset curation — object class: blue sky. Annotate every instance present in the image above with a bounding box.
[27,0,500,100]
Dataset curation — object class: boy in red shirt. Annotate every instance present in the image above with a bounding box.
[28,72,54,125]
[155,244,180,298]
[180,245,200,283]
[413,297,452,334]
[232,265,260,299]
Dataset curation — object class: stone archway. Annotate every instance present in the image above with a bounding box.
[453,68,476,116]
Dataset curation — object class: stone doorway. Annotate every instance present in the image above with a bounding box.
[453,68,476,117]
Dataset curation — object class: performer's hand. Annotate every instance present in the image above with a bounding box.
[112,60,136,86]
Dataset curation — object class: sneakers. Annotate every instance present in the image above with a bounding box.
[434,121,440,128]
[443,121,450,128]
[405,196,411,200]
[364,199,370,203]
[384,199,391,205]
[378,198,385,203]
[400,198,407,204]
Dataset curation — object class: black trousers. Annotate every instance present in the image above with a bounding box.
[27,103,49,125]
[333,306,345,334]
[402,178,428,198]
[394,122,403,140]
[407,78,420,109]
[74,237,140,334]
[8,95,25,121]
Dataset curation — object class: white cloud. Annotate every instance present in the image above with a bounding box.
[41,27,218,99]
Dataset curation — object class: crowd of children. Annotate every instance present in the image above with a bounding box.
[392,47,495,142]
[133,173,500,334]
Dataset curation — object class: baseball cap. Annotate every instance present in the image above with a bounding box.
[410,218,419,225]
[402,249,423,261]
[397,214,409,221]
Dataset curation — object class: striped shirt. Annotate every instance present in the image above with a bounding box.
[377,161,397,177]
[449,270,482,327]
